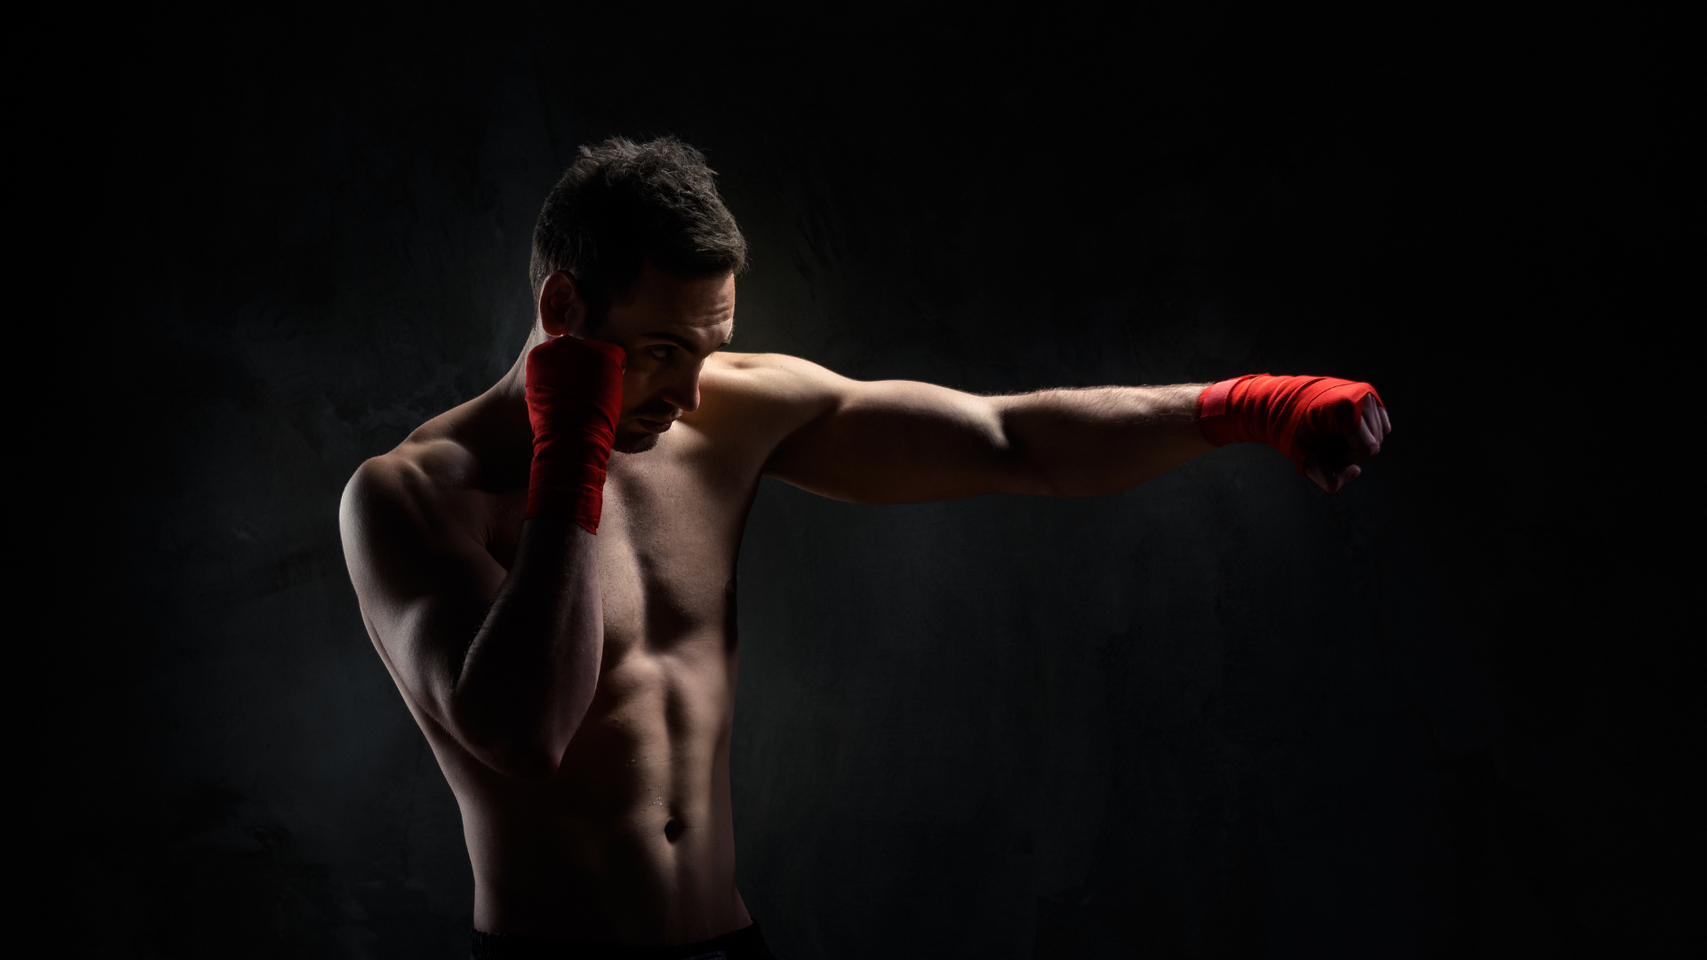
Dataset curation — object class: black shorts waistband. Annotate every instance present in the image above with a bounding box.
[470,920,775,960]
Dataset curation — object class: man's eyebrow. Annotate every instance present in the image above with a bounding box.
[642,331,701,351]
[643,324,735,351]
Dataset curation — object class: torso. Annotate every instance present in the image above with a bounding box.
[366,353,803,944]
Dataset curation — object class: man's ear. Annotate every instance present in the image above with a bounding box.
[538,271,587,338]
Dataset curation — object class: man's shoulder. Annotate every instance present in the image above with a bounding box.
[341,435,488,547]
[704,350,834,381]
[691,352,850,445]
[701,351,848,408]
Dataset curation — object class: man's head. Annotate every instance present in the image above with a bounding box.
[530,137,746,453]
[530,136,746,332]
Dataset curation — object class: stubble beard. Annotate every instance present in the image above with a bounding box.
[612,429,660,454]
[612,402,677,454]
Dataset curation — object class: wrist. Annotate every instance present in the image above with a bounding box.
[524,337,626,531]
[1197,375,1266,447]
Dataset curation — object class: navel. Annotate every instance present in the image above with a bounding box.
[664,819,684,843]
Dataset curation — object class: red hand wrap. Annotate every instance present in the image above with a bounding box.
[1197,374,1384,474]
[524,336,626,532]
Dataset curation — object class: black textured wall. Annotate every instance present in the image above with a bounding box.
[43,6,1694,958]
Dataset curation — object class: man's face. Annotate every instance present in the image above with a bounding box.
[588,264,736,453]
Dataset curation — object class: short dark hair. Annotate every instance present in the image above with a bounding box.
[529,136,747,326]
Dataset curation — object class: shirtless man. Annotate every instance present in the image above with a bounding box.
[339,137,1390,959]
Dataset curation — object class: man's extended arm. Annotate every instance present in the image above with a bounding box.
[747,355,1384,502]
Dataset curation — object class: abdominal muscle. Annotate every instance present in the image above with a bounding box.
[423,624,749,945]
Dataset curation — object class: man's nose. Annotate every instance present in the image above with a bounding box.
[659,367,702,413]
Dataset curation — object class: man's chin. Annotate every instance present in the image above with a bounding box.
[612,430,660,454]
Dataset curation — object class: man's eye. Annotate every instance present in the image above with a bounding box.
[648,345,674,360]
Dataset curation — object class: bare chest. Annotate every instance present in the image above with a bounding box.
[484,436,760,656]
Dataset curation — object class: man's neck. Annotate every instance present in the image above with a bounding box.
[442,323,548,491]
[492,322,549,405]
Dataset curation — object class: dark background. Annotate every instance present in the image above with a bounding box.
[34,4,1695,958]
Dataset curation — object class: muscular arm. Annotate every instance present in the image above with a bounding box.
[993,384,1216,496]
[748,355,1214,502]
[339,448,601,780]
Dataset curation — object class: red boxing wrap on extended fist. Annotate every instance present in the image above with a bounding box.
[525,336,626,532]
[1197,374,1384,475]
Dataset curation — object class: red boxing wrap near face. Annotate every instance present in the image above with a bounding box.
[524,336,626,533]
[1197,374,1384,474]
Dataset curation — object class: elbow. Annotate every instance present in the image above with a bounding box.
[448,704,576,782]
[483,743,564,782]
[440,631,602,781]
[994,416,1073,497]
[466,728,569,781]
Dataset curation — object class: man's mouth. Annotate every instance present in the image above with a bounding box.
[634,414,678,434]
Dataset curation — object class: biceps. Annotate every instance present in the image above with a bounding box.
[377,590,493,717]
[344,527,502,722]
[765,382,1026,502]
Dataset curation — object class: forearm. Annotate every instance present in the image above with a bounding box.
[449,517,603,779]
[439,331,621,777]
[995,383,1213,496]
